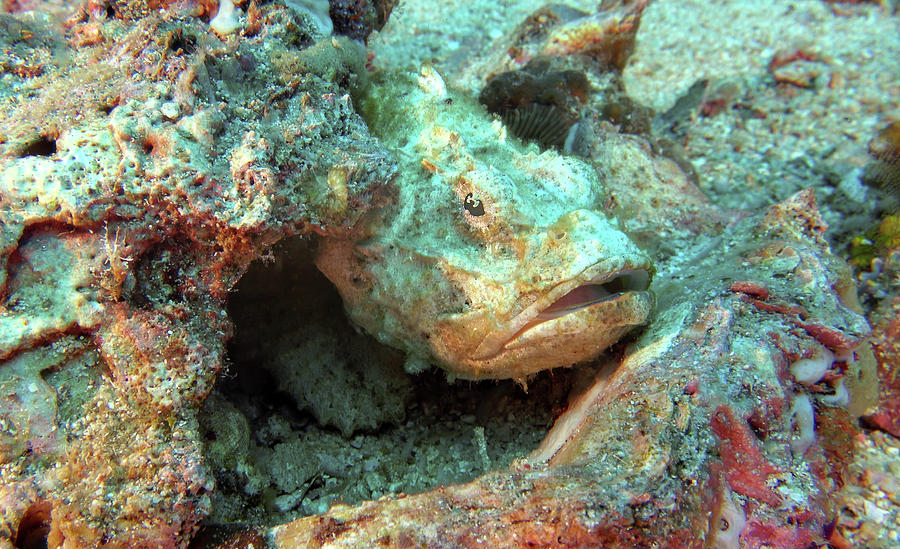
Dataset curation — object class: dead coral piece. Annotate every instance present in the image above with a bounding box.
[50,385,213,548]
[457,0,645,91]
[540,0,646,69]
[768,48,829,89]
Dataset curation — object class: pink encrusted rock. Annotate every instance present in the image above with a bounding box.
[862,296,900,438]
[455,0,647,90]
[710,406,783,508]
[258,190,873,548]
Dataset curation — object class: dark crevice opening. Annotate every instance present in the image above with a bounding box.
[19,135,57,157]
[207,235,576,526]
[15,502,53,549]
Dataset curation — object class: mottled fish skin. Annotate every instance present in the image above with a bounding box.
[317,67,654,381]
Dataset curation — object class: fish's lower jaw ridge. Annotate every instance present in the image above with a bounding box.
[443,290,654,380]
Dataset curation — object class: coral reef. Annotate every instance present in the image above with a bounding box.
[0,0,896,547]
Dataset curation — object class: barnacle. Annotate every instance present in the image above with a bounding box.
[478,58,589,151]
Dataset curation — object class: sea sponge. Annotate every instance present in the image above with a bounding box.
[709,489,747,549]
[790,346,834,386]
[789,393,816,456]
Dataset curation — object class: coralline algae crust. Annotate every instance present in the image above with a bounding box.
[0,2,393,546]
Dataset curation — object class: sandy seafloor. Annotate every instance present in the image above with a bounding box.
[365,0,900,546]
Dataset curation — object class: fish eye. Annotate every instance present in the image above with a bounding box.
[463,193,485,216]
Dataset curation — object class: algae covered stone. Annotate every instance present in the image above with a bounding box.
[0,2,393,546]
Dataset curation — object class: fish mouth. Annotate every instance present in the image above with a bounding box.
[533,269,651,322]
[471,266,652,360]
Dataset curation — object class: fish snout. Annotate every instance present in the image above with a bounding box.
[448,208,654,378]
[535,208,652,279]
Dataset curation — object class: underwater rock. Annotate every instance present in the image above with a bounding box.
[0,1,393,546]
[768,48,830,89]
[861,295,900,438]
[269,190,876,547]
[455,0,646,92]
[328,0,397,43]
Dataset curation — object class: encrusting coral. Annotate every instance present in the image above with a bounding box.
[0,0,392,545]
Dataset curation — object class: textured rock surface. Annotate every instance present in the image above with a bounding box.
[0,0,393,546]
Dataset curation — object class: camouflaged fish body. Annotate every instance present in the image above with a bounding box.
[317,67,653,380]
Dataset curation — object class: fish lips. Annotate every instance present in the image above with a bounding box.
[498,287,654,361]
[470,264,654,365]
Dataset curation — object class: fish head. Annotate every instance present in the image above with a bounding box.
[316,68,653,380]
[317,158,652,380]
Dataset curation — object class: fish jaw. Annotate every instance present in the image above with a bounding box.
[433,209,655,380]
[430,263,654,380]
